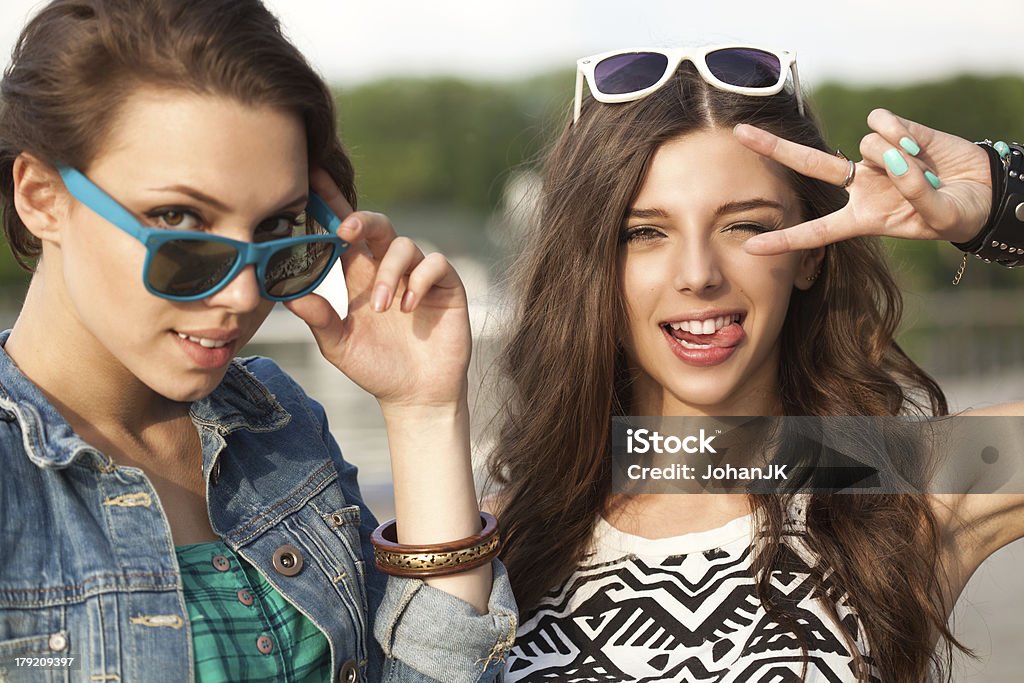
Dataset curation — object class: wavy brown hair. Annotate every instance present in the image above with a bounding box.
[489,64,967,682]
[0,0,356,270]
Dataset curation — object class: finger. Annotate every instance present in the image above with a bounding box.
[859,132,949,228]
[743,213,858,255]
[310,168,368,245]
[733,124,850,186]
[285,292,349,349]
[310,168,354,216]
[339,211,398,261]
[371,236,425,311]
[401,252,462,312]
[865,108,941,156]
[310,169,402,257]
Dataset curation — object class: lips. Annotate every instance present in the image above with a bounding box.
[662,312,745,349]
[665,321,744,348]
[172,328,240,369]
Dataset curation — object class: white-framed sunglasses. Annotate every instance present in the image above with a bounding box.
[573,45,804,123]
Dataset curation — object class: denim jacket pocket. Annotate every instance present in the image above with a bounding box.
[0,631,71,682]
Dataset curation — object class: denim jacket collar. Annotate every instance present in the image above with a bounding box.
[0,328,290,470]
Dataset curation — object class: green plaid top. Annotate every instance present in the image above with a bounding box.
[176,540,331,682]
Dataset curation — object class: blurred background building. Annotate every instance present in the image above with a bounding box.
[1,0,1022,679]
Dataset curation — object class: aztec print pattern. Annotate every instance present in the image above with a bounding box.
[504,499,880,682]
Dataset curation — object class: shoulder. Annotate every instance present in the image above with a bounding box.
[235,355,300,394]
[232,355,326,424]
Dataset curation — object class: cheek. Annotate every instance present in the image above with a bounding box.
[60,219,153,324]
[726,251,800,294]
[619,251,663,319]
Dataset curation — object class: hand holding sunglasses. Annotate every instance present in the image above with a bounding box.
[732,110,992,256]
[60,166,473,409]
[285,169,473,411]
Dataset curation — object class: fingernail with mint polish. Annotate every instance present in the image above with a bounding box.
[372,284,390,312]
[883,148,909,176]
[924,171,942,189]
[899,136,920,156]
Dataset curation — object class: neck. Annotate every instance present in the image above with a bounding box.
[6,268,188,438]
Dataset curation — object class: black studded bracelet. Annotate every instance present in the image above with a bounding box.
[951,140,1024,283]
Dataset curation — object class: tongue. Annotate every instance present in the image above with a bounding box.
[670,322,743,347]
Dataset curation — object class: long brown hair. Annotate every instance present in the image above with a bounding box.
[489,64,965,682]
[0,0,355,270]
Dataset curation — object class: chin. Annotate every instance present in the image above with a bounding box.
[150,371,229,404]
[660,377,741,414]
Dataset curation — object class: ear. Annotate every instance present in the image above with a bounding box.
[793,246,825,291]
[12,153,68,246]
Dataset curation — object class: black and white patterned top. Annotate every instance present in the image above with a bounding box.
[504,496,879,682]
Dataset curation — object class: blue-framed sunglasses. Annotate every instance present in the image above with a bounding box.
[58,167,348,302]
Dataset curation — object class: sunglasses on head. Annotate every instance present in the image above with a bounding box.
[58,167,348,302]
[573,45,804,123]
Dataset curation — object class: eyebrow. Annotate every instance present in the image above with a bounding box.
[148,184,309,214]
[626,198,787,220]
[715,198,786,216]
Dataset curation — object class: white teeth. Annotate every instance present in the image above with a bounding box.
[668,314,740,335]
[677,338,713,349]
[176,332,229,349]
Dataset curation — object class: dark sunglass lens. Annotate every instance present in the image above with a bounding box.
[264,240,336,299]
[263,210,336,299]
[149,239,239,297]
[706,48,782,88]
[594,52,669,94]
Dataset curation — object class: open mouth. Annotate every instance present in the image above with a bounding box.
[175,332,232,349]
[662,313,745,349]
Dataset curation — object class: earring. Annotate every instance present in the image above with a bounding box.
[806,265,822,282]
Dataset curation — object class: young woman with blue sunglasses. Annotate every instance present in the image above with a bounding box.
[0,1,515,681]
[490,46,1022,682]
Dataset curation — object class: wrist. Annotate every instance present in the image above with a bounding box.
[952,140,1024,267]
[379,392,468,426]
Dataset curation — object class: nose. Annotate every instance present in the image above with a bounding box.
[204,264,264,312]
[671,237,723,293]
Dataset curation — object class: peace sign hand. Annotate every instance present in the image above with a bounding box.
[733,109,993,255]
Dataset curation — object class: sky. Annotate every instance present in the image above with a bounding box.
[0,0,1022,88]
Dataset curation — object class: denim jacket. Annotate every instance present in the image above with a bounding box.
[0,330,517,682]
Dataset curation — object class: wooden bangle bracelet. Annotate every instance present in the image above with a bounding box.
[370,512,501,578]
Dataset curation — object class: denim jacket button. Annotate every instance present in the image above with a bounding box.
[339,659,358,683]
[237,589,254,606]
[271,544,304,576]
[212,554,230,572]
[48,632,68,652]
[256,635,273,654]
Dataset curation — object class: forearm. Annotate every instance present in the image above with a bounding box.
[381,392,491,613]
